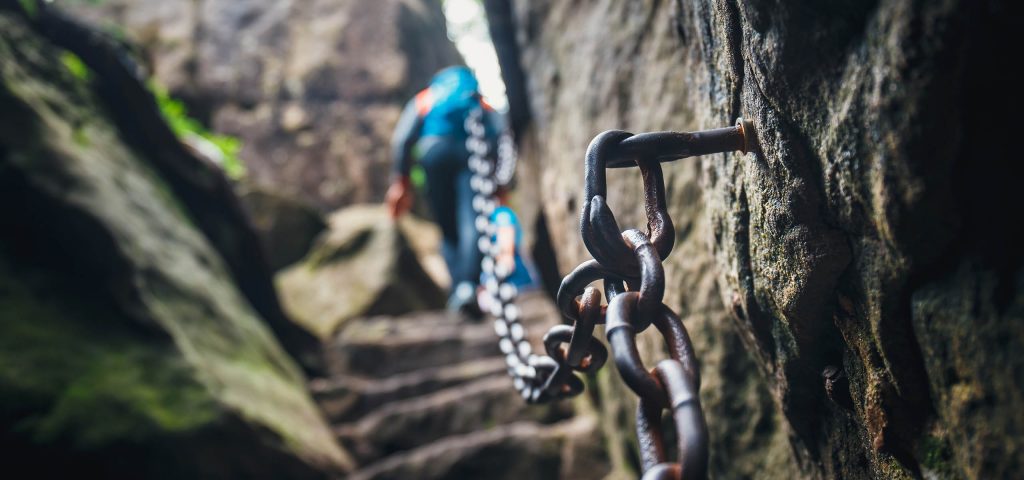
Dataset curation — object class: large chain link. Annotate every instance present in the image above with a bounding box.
[471,109,755,479]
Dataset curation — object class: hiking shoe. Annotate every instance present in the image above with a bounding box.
[448,282,483,320]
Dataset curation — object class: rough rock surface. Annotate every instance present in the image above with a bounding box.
[71,0,462,210]
[277,205,447,340]
[490,0,1020,478]
[310,291,611,479]
[0,4,350,477]
[238,183,328,271]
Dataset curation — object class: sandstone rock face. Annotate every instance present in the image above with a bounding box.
[0,6,349,477]
[492,0,1019,478]
[72,0,462,210]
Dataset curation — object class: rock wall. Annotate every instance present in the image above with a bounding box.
[490,0,1020,478]
[72,0,462,211]
[0,3,350,477]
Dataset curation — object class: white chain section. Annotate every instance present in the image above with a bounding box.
[465,107,555,401]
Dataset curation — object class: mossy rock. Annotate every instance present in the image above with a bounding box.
[0,9,351,477]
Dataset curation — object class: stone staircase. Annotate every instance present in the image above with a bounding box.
[309,291,609,479]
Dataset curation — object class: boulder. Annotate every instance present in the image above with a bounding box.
[0,5,350,477]
[488,0,1020,478]
[238,183,327,271]
[277,206,446,340]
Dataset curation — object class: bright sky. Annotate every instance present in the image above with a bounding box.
[442,0,508,111]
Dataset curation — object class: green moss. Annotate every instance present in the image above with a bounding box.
[306,229,374,268]
[17,0,37,19]
[0,261,219,449]
[149,82,246,179]
[33,350,218,447]
[72,125,90,146]
[918,434,956,478]
[59,51,91,82]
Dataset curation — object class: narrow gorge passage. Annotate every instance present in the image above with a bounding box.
[2,1,1018,479]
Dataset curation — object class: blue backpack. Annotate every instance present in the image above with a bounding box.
[417,66,488,138]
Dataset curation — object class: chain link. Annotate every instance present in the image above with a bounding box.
[472,110,755,478]
[468,108,593,403]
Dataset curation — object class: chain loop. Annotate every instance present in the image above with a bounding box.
[637,359,708,480]
[582,134,680,276]
[480,115,755,478]
[573,122,749,478]
[581,131,637,274]
[606,292,665,404]
[566,287,603,368]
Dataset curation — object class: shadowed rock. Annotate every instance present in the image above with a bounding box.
[238,184,327,271]
[0,5,350,477]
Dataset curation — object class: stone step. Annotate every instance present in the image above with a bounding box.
[324,291,564,378]
[347,416,607,480]
[309,357,508,423]
[313,293,581,474]
[325,314,500,378]
[334,375,573,464]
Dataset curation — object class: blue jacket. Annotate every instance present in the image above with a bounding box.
[391,66,503,177]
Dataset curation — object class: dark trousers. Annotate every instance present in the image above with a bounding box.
[417,136,483,297]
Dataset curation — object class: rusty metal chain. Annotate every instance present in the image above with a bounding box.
[469,108,574,402]
[473,108,756,478]
[557,119,753,479]
[468,106,607,403]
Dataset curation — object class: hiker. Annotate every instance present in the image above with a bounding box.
[386,66,503,314]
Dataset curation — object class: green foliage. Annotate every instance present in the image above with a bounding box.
[60,51,92,82]
[17,0,37,18]
[150,83,246,179]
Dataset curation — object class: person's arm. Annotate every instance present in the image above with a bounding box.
[386,100,423,218]
[495,224,517,275]
[492,209,518,276]
[391,99,423,178]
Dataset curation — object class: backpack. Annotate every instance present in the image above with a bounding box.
[417,67,488,138]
